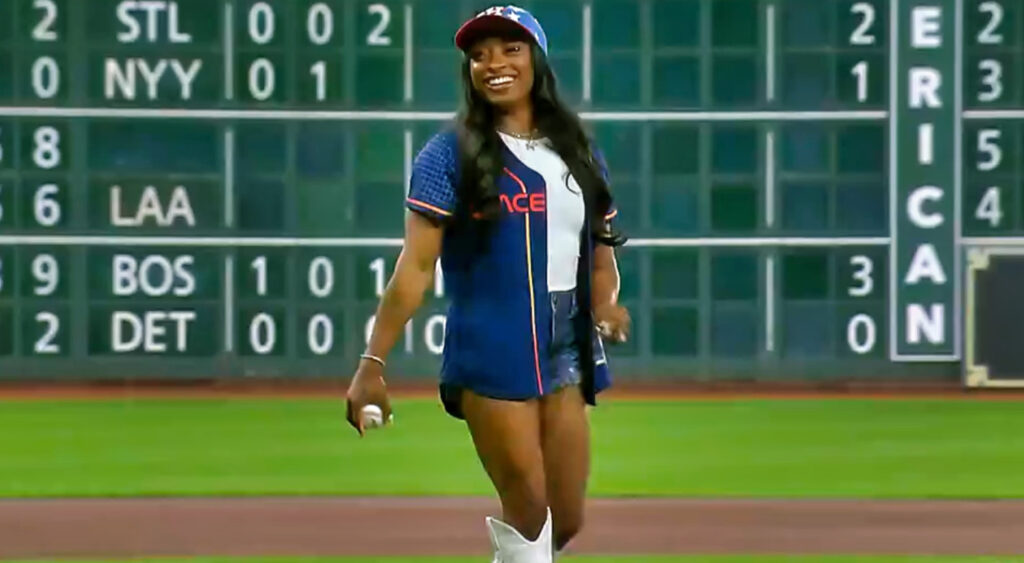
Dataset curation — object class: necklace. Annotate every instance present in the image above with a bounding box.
[499,128,541,150]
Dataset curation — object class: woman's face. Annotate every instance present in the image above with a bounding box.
[467,35,534,109]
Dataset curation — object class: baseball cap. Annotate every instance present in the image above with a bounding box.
[454,5,549,55]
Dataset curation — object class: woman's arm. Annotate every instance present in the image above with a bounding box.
[592,243,630,343]
[592,243,620,308]
[363,211,445,362]
[346,210,443,434]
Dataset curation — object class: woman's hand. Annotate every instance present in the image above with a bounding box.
[595,302,630,343]
[345,360,392,436]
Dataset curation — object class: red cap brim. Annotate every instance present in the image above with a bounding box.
[454,15,532,52]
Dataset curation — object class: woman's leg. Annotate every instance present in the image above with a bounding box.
[460,388,550,541]
[539,384,590,552]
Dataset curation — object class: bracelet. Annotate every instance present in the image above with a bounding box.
[360,354,386,368]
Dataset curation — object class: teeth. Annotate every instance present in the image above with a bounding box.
[487,76,514,86]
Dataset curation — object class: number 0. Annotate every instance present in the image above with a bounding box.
[847,314,876,355]
[249,313,276,354]
[32,57,60,99]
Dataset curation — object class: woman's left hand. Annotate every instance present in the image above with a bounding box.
[595,303,631,344]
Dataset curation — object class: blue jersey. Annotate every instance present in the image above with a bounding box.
[406,129,616,414]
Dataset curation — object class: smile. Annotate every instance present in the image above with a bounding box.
[485,75,516,90]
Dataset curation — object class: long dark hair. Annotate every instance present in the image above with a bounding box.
[452,40,625,247]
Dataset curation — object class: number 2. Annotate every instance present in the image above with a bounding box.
[367,4,392,46]
[34,312,60,354]
[32,0,58,41]
[978,2,1004,45]
[849,2,876,45]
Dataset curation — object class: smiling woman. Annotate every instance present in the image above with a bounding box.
[344,4,629,563]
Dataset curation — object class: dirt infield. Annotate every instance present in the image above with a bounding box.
[2,497,1024,558]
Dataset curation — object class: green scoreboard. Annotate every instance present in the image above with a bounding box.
[0,0,1021,384]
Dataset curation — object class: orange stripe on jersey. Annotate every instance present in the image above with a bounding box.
[406,198,453,217]
[504,167,543,395]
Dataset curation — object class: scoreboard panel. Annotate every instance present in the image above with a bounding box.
[0,0,1021,383]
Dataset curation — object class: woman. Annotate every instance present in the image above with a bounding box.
[345,5,630,561]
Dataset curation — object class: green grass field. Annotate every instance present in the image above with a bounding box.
[1,396,1023,498]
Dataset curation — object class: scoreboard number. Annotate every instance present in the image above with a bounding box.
[977,2,1004,44]
[307,3,334,45]
[846,255,878,355]
[249,312,276,354]
[847,314,876,355]
[978,59,1003,102]
[33,126,61,169]
[307,256,334,298]
[309,61,326,101]
[250,255,268,296]
[32,254,59,296]
[848,255,874,297]
[307,313,332,355]
[975,187,1003,227]
[849,2,877,45]
[249,58,276,101]
[32,56,60,99]
[32,0,59,41]
[33,184,61,227]
[851,61,869,102]
[976,129,1002,171]
[34,311,60,354]
[247,2,275,45]
[367,3,392,46]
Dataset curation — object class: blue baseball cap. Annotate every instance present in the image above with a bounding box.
[454,5,548,55]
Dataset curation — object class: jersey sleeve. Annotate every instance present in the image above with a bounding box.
[406,132,459,221]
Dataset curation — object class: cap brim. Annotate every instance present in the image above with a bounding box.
[454,15,533,51]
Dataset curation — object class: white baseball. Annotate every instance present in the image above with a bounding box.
[360,405,385,429]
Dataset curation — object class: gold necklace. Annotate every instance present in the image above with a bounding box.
[500,128,541,150]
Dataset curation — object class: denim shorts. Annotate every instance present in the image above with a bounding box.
[438,288,585,419]
[548,289,583,392]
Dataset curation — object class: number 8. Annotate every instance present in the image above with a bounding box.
[33,126,61,169]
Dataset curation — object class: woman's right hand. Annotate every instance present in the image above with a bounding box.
[345,360,393,436]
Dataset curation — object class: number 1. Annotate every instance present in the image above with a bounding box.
[251,256,267,296]
[851,61,869,102]
[310,61,326,101]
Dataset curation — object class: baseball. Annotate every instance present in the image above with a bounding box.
[360,405,385,429]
